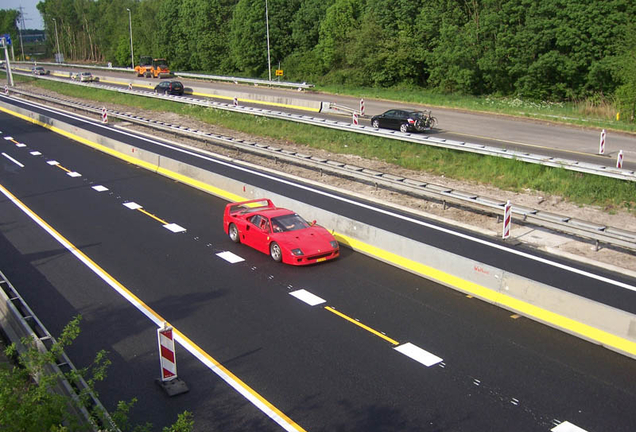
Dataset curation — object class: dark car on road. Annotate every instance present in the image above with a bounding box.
[154,80,184,96]
[371,109,437,133]
[31,66,50,76]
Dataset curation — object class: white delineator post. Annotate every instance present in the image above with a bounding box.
[101,107,108,124]
[360,98,365,116]
[158,322,177,381]
[502,200,512,240]
[599,129,606,154]
[352,112,358,125]
[617,150,624,169]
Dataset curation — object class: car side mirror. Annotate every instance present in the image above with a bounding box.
[311,220,317,226]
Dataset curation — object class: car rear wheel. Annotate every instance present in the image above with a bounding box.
[400,123,409,133]
[270,242,282,262]
[372,119,380,128]
[228,223,240,243]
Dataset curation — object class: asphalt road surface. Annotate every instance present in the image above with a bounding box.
[1,106,635,431]
[19,64,636,171]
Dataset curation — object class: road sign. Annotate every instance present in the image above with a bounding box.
[275,69,283,76]
[1,34,11,45]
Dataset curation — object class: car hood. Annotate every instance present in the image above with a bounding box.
[275,226,336,253]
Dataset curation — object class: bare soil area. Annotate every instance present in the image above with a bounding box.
[19,84,636,274]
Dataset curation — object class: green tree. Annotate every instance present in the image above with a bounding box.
[0,316,193,431]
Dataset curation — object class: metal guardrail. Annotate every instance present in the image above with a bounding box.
[11,68,634,183]
[5,88,636,252]
[7,68,634,182]
[0,270,117,431]
[13,61,314,89]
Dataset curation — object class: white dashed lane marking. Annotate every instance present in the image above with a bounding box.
[92,185,109,192]
[289,289,326,306]
[163,223,186,233]
[123,201,142,210]
[216,251,245,263]
[394,342,443,367]
[551,422,588,432]
[30,151,42,156]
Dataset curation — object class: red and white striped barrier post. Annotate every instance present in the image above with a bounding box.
[101,107,108,124]
[156,322,189,395]
[158,323,177,382]
[360,98,365,117]
[617,150,624,169]
[233,97,238,107]
[3,85,7,95]
[599,129,606,155]
[502,200,512,240]
[352,112,358,125]
[128,83,133,90]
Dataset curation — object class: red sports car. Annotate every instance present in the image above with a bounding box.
[223,199,339,265]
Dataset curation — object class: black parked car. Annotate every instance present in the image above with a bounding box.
[371,109,437,133]
[154,80,184,96]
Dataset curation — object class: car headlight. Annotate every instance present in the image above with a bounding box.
[291,249,304,256]
[330,241,338,249]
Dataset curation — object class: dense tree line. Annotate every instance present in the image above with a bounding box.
[24,0,636,106]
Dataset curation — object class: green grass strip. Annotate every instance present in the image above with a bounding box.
[17,77,636,213]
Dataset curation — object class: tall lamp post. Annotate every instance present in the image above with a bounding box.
[265,0,271,82]
[52,18,61,63]
[126,8,134,69]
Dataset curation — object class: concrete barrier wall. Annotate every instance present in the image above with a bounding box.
[2,99,635,358]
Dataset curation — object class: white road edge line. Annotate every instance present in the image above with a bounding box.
[0,184,304,432]
[2,152,24,168]
[289,289,326,306]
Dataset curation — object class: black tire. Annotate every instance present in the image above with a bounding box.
[228,223,240,243]
[400,123,409,133]
[372,119,380,128]
[270,242,282,262]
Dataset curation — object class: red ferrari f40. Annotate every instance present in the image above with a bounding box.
[223,199,339,265]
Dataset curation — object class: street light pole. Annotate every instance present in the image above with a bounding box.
[265,0,271,82]
[126,8,134,69]
[52,18,61,63]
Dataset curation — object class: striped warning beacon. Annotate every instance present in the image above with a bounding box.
[156,322,189,395]
[502,200,512,240]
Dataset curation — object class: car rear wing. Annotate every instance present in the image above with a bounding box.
[225,198,275,215]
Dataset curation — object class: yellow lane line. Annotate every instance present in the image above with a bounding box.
[55,164,71,173]
[0,183,307,432]
[324,306,400,346]
[137,208,169,225]
[333,232,636,358]
[3,102,634,358]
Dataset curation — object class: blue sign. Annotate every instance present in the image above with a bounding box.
[1,34,11,45]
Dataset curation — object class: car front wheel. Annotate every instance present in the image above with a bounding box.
[400,123,409,133]
[270,242,282,262]
[372,119,380,128]
[228,223,240,243]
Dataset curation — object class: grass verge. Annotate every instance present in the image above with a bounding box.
[15,77,636,214]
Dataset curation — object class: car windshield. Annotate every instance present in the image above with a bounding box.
[271,214,310,232]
